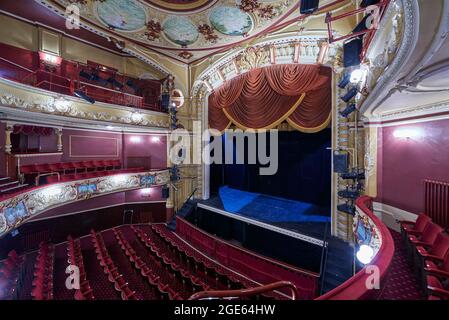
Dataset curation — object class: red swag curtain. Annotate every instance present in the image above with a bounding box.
[208,64,331,132]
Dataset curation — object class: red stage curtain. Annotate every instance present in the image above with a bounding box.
[208,64,331,132]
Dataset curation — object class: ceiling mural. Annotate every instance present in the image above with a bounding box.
[38,0,350,62]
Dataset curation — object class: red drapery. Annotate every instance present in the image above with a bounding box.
[208,64,332,132]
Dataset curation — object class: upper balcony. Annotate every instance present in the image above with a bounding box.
[0,42,166,113]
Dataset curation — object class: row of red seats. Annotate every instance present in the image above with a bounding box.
[0,250,23,300]
[131,226,209,296]
[150,224,280,300]
[21,160,122,176]
[90,230,141,300]
[31,242,54,300]
[113,228,182,300]
[400,214,449,300]
[49,167,145,184]
[67,236,94,300]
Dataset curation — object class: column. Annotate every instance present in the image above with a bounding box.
[55,128,63,152]
[5,124,13,154]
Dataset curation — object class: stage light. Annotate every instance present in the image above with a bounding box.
[338,72,351,89]
[350,68,367,84]
[338,189,360,200]
[340,169,365,180]
[340,87,359,102]
[74,90,95,104]
[340,103,357,118]
[337,203,355,216]
[356,244,374,264]
[393,128,422,139]
[300,0,320,14]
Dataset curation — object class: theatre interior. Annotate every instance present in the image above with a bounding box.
[0,0,448,301]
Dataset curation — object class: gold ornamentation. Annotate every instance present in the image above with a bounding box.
[238,46,270,70]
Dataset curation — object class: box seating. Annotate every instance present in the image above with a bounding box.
[31,242,54,300]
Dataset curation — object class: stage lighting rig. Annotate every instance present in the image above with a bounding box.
[340,86,359,102]
[340,103,357,118]
[340,169,365,180]
[338,189,360,200]
[337,203,355,216]
[338,72,351,89]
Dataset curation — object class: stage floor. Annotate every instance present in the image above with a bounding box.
[200,186,331,239]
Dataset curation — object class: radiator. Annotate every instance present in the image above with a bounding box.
[424,179,449,229]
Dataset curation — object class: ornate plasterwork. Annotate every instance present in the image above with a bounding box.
[191,35,333,95]
[353,205,382,256]
[0,78,169,129]
[360,0,420,118]
[0,170,170,237]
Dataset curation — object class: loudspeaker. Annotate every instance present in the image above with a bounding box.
[162,186,170,199]
[300,0,320,14]
[161,92,170,111]
[343,37,363,67]
[333,153,349,173]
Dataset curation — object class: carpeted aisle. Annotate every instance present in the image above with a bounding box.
[378,230,424,300]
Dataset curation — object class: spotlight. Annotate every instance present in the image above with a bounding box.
[340,87,358,102]
[337,203,355,216]
[340,169,365,180]
[339,103,357,117]
[338,72,351,89]
[343,37,363,67]
[338,189,360,200]
[350,68,367,84]
[300,0,320,14]
[74,90,95,104]
[356,244,374,264]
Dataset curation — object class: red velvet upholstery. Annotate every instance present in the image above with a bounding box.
[425,252,449,300]
[408,223,443,248]
[401,214,431,239]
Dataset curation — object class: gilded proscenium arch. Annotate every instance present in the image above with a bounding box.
[0,170,170,238]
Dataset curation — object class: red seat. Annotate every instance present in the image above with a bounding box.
[416,232,449,275]
[83,161,96,172]
[20,165,37,174]
[35,164,51,173]
[401,214,431,239]
[45,175,60,184]
[409,223,443,248]
[104,160,114,170]
[93,160,106,171]
[72,162,87,173]
[48,163,64,173]
[111,160,121,169]
[61,174,76,182]
[425,251,449,300]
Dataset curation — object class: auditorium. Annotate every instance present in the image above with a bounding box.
[0,0,448,303]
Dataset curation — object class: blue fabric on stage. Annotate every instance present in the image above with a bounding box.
[219,186,330,223]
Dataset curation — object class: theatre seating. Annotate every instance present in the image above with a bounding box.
[425,251,449,300]
[67,236,95,300]
[407,223,444,259]
[20,160,123,185]
[31,242,54,300]
[400,214,432,241]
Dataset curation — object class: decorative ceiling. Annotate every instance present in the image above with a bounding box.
[36,0,347,63]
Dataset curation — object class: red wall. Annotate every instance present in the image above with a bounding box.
[378,118,449,214]
[123,133,167,169]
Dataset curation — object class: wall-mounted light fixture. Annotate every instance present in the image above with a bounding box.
[151,136,161,143]
[393,128,422,139]
[130,136,142,143]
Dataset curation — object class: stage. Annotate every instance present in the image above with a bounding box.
[199,186,331,242]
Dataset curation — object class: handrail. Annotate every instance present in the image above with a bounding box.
[188,281,298,300]
[316,196,395,300]
[318,220,329,295]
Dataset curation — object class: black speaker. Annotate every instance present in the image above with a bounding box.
[162,186,170,199]
[343,37,363,67]
[300,0,320,14]
[334,153,349,173]
[161,92,170,111]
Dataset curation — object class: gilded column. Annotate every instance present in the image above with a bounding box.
[55,128,63,152]
[5,124,13,154]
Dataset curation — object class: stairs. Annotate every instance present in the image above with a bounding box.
[167,199,197,231]
[0,176,29,197]
[320,236,355,294]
